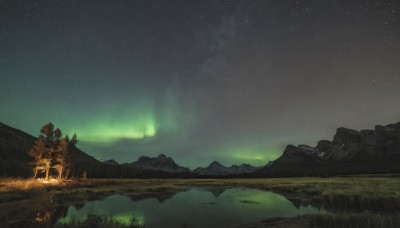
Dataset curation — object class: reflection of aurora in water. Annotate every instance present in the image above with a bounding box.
[56,187,325,228]
[56,212,145,227]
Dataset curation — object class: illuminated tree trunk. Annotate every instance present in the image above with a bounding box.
[45,168,49,180]
[45,160,50,180]
[58,166,63,179]
[33,167,38,179]
[65,169,70,179]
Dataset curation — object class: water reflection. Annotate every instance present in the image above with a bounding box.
[56,187,324,228]
[128,190,180,203]
[196,185,231,197]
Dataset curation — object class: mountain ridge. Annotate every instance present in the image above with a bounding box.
[258,121,400,176]
[129,154,191,173]
[2,121,400,178]
[193,161,258,175]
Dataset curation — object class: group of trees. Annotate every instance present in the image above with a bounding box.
[29,123,78,180]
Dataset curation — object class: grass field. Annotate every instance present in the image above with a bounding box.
[0,175,399,227]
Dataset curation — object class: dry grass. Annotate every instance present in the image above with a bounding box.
[172,177,400,210]
[0,178,43,192]
[308,212,400,228]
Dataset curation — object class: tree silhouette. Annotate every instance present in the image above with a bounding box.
[28,138,47,178]
[54,134,77,179]
[29,123,77,180]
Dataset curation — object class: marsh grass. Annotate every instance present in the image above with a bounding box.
[195,177,400,211]
[0,178,43,191]
[308,212,400,228]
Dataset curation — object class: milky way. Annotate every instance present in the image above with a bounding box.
[1,1,399,168]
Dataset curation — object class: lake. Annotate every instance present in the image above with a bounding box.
[56,186,324,228]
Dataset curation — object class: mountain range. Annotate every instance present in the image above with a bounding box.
[122,154,260,175]
[258,121,400,176]
[192,161,258,175]
[1,121,400,177]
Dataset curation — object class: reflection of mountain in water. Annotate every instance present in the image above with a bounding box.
[195,186,317,210]
[196,186,233,198]
[128,190,183,203]
[128,186,236,202]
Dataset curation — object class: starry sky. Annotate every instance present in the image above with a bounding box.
[1,0,400,168]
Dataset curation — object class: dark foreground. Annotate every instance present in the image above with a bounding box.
[0,175,399,227]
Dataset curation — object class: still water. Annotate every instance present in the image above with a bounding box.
[57,187,323,228]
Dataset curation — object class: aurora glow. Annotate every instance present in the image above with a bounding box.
[1,1,400,168]
[71,117,157,143]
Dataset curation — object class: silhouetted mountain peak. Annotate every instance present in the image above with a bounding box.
[104,159,119,165]
[333,127,361,145]
[209,161,224,168]
[138,156,151,162]
[193,161,257,176]
[130,154,190,173]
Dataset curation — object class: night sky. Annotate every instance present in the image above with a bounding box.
[1,1,399,168]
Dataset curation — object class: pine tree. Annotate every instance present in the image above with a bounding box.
[30,123,55,180]
[54,137,68,179]
[54,134,77,179]
[66,134,78,177]
[28,123,78,180]
[28,139,47,178]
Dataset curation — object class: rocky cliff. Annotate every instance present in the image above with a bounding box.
[260,121,400,176]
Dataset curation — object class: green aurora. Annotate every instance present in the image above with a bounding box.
[1,1,400,168]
